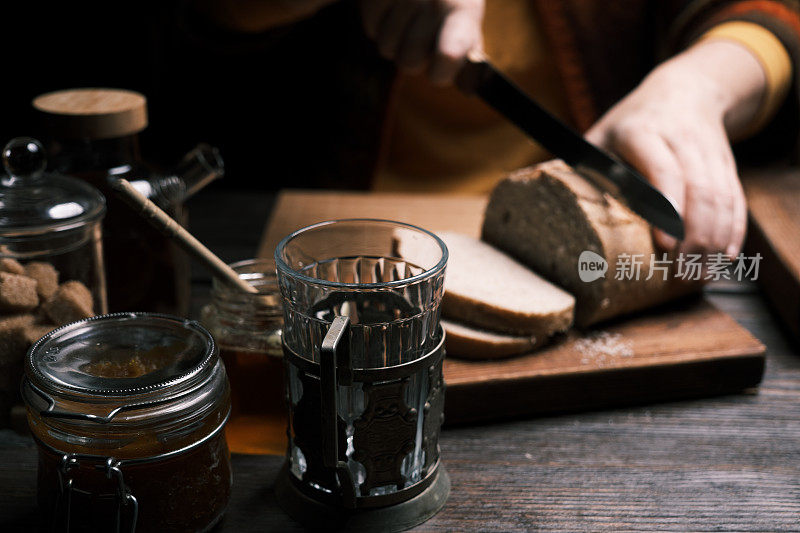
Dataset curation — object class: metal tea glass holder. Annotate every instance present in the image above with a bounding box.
[276,316,448,530]
[276,316,450,531]
[274,219,450,531]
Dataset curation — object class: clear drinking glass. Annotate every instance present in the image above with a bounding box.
[275,219,448,499]
[276,219,447,368]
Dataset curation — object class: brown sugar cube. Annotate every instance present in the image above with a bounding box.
[0,258,25,275]
[61,281,93,309]
[0,314,36,365]
[43,281,95,326]
[0,272,39,313]
[24,262,59,300]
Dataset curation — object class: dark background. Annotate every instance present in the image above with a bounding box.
[0,0,388,192]
[5,1,795,195]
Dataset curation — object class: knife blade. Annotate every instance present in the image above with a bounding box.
[456,59,685,240]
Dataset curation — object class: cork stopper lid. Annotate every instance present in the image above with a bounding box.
[33,88,148,140]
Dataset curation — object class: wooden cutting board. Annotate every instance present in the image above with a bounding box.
[258,190,766,424]
[742,168,800,343]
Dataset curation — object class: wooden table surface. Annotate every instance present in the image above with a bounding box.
[2,190,799,532]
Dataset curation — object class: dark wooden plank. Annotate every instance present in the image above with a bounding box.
[3,291,799,532]
[742,168,800,343]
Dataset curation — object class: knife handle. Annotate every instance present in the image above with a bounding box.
[455,58,491,95]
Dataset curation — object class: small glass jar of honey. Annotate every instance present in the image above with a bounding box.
[200,259,286,455]
[22,312,232,532]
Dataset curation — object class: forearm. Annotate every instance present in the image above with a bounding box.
[667,39,767,140]
[675,19,796,142]
[198,0,337,32]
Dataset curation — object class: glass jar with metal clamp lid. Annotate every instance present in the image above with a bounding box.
[21,312,233,533]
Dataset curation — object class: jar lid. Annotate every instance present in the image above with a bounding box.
[33,88,148,139]
[0,137,106,235]
[26,312,216,400]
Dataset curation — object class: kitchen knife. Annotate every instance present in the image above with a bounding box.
[456,59,685,240]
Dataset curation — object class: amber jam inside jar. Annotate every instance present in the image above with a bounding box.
[22,313,232,533]
[201,259,286,455]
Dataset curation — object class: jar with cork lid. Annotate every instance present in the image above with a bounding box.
[0,137,106,426]
[33,88,224,316]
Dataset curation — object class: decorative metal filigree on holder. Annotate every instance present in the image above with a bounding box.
[276,317,449,530]
[353,378,417,494]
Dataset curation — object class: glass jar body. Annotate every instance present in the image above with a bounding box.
[0,222,107,312]
[0,221,106,426]
[47,135,190,315]
[201,259,286,455]
[26,361,233,533]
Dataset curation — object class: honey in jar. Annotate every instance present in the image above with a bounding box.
[22,312,233,532]
[201,259,287,455]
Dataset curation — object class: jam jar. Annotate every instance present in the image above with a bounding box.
[0,137,106,425]
[22,312,233,533]
[200,259,286,455]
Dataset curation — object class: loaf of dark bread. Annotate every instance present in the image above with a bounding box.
[482,160,694,327]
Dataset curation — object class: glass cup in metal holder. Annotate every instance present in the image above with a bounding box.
[274,219,449,530]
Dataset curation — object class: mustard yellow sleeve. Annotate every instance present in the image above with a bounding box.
[699,21,793,138]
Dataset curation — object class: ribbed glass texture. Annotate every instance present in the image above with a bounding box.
[275,219,447,369]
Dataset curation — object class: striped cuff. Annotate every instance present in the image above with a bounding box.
[699,20,792,137]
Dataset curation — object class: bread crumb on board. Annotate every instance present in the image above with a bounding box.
[575,332,634,366]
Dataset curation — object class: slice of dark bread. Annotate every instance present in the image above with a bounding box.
[436,232,574,337]
[482,160,694,327]
[442,319,542,359]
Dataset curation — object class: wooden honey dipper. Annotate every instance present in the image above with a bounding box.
[111,178,259,295]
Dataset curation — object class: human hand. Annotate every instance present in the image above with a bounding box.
[586,40,766,258]
[360,0,485,85]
